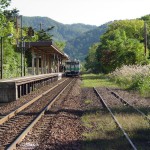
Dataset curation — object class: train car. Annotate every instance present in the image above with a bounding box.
[65,60,80,76]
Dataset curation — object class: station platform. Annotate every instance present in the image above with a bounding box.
[0,73,64,103]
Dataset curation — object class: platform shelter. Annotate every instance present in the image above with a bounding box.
[0,41,69,102]
[25,41,68,75]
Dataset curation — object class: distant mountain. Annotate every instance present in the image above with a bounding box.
[64,23,109,61]
[22,16,97,41]
[22,16,109,61]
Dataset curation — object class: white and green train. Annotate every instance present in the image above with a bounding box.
[65,60,80,76]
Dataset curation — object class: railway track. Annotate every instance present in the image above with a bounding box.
[0,78,75,150]
[16,78,81,150]
[106,88,150,122]
[0,78,67,125]
[0,80,149,149]
[0,78,66,117]
[94,87,150,150]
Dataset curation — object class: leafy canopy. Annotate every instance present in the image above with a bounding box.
[0,0,11,10]
[85,19,149,74]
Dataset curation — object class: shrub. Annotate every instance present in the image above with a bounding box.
[109,65,150,97]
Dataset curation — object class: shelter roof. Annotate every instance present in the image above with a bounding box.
[25,41,69,60]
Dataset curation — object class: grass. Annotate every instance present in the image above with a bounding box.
[81,110,131,150]
[84,99,93,104]
[81,74,118,88]
[116,114,149,132]
[81,74,150,149]
[81,97,131,150]
[81,107,150,150]
[115,113,150,150]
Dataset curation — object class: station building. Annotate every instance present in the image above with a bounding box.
[0,41,69,102]
[25,41,68,75]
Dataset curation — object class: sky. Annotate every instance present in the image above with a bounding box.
[8,0,150,26]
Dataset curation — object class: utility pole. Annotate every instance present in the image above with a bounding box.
[16,15,23,77]
[0,37,3,79]
[144,21,147,56]
[23,41,26,76]
[40,23,43,31]
[20,15,23,77]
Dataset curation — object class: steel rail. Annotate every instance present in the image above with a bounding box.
[93,87,137,150]
[106,88,150,122]
[0,78,68,125]
[7,78,75,150]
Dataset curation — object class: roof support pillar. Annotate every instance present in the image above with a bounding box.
[31,50,35,75]
[49,55,52,73]
[57,55,60,73]
[41,53,44,74]
[36,56,39,75]
[46,54,49,73]
[43,54,46,74]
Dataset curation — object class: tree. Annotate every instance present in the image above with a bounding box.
[37,26,54,41]
[54,41,66,52]
[95,20,149,73]
[140,15,150,53]
[3,8,19,22]
[85,43,99,73]
[1,20,22,78]
[0,0,11,11]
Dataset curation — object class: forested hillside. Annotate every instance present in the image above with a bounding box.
[64,23,109,61]
[22,16,96,41]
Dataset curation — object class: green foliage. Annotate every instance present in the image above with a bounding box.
[138,76,150,96]
[3,42,21,78]
[22,16,96,42]
[3,8,19,21]
[108,20,144,41]
[65,23,109,61]
[85,43,99,73]
[37,26,54,41]
[93,20,149,73]
[0,1,21,78]
[140,14,150,51]
[22,16,104,61]
[0,6,34,78]
[54,41,66,52]
[126,74,150,97]
[141,14,150,22]
[1,6,100,78]
[0,0,11,10]
[109,65,150,97]
[82,74,118,88]
[0,19,21,78]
